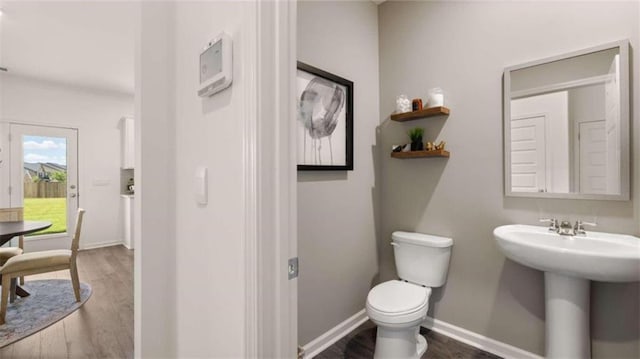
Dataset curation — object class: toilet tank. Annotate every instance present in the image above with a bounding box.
[392,231,453,287]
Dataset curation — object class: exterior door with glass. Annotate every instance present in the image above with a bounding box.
[9,124,78,247]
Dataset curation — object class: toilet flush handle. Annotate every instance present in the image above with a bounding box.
[390,242,399,247]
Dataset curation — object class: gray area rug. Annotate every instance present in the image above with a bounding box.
[0,279,92,348]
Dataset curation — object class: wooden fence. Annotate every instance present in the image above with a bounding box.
[23,182,67,198]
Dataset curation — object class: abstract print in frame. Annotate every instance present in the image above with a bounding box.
[296,62,353,171]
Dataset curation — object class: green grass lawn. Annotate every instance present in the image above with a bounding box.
[23,198,67,235]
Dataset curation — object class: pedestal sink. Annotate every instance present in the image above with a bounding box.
[493,224,640,359]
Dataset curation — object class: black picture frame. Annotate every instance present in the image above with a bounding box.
[296,61,353,171]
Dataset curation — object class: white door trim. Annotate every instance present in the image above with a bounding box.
[246,0,298,357]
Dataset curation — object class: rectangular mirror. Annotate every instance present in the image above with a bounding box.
[503,40,630,200]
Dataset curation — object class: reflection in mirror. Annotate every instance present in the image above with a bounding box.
[504,41,629,200]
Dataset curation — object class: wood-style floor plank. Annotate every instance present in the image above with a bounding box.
[0,245,133,359]
[0,343,13,359]
[63,306,99,359]
[316,321,503,359]
[80,278,128,359]
[39,321,67,359]
[7,331,40,359]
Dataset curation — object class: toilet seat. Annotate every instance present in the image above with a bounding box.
[366,280,431,325]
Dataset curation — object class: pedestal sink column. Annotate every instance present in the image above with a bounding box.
[544,272,590,358]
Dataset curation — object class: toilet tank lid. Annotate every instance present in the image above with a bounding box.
[392,231,453,248]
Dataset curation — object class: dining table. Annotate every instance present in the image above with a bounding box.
[0,221,52,299]
[0,221,52,245]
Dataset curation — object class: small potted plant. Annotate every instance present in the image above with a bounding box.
[408,127,424,151]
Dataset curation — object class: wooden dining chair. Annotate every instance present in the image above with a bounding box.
[0,208,26,284]
[0,208,85,324]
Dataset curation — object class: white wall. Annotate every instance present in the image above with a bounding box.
[379,1,639,357]
[569,84,606,191]
[135,2,176,357]
[136,2,296,356]
[0,74,133,250]
[173,1,254,356]
[297,0,380,345]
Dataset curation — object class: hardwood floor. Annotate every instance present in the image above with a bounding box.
[0,245,133,359]
[316,321,502,359]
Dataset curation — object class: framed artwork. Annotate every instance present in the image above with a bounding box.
[296,61,353,171]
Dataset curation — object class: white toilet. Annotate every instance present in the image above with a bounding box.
[366,231,453,359]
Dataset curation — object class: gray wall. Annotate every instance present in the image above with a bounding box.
[378,1,639,357]
[297,0,380,345]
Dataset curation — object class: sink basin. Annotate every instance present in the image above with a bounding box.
[494,224,640,358]
[494,224,640,282]
[493,224,640,359]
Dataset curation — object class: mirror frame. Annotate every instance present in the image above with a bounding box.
[503,40,630,201]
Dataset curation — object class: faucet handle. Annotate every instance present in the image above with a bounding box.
[574,220,596,235]
[540,218,558,231]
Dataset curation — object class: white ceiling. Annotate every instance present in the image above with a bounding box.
[0,1,136,95]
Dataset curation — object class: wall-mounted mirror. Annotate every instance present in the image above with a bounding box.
[503,40,630,200]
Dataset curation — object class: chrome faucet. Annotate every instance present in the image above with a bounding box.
[540,218,597,236]
[558,221,574,235]
[574,220,597,236]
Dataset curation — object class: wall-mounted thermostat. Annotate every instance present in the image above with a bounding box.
[198,32,232,97]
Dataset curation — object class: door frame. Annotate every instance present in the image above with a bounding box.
[246,0,298,357]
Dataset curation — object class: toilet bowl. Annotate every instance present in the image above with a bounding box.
[366,231,452,359]
[367,280,432,358]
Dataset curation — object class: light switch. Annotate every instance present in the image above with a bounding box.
[195,166,208,205]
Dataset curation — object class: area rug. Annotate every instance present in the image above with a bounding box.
[0,279,92,348]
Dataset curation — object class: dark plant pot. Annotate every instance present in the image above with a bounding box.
[411,137,423,151]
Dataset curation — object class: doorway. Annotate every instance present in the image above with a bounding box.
[9,123,79,248]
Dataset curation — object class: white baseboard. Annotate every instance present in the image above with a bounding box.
[300,310,542,359]
[119,237,134,250]
[301,309,369,359]
[422,317,543,359]
[81,241,126,250]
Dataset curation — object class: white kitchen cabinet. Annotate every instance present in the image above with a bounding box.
[122,194,134,249]
[121,117,135,169]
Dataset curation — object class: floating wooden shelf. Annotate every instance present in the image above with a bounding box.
[390,149,450,159]
[390,106,450,122]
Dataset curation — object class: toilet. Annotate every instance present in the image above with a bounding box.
[366,231,453,358]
